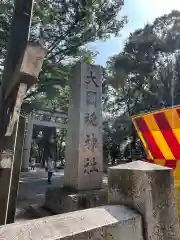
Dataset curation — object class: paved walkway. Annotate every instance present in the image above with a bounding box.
[15,168,108,222]
[16,168,64,222]
[18,168,64,202]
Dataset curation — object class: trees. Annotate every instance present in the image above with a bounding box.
[0,0,126,113]
[0,0,127,165]
[32,0,126,60]
[104,10,180,158]
[106,10,180,115]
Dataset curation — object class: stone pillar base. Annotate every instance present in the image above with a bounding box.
[21,168,29,172]
[108,161,180,239]
[44,186,108,214]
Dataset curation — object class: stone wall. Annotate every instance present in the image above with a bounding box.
[0,161,180,240]
[0,205,143,240]
[45,187,108,214]
[108,161,180,240]
[175,184,180,220]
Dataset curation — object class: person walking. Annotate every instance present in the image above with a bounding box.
[31,158,36,171]
[47,158,54,184]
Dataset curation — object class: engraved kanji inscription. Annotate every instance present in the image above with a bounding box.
[84,112,98,126]
[86,91,97,106]
[85,69,99,89]
[85,133,97,152]
[90,157,99,173]
[84,157,99,175]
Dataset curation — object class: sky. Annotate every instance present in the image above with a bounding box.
[92,0,180,66]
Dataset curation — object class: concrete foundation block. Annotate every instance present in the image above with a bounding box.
[0,205,143,240]
[21,168,29,172]
[44,186,108,214]
[175,184,180,221]
[108,161,180,240]
[29,204,53,218]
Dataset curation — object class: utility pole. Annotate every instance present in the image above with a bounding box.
[0,0,47,225]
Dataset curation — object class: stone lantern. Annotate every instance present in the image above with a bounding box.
[5,42,47,99]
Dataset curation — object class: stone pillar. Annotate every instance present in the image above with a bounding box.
[64,61,103,190]
[21,113,33,172]
[108,161,180,240]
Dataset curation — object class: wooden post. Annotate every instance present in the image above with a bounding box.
[0,48,46,226]
[0,121,19,225]
[0,0,34,225]
[0,0,47,225]
[0,0,34,95]
[6,116,26,223]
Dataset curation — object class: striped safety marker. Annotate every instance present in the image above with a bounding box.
[132,106,180,183]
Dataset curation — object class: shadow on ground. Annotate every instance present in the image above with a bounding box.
[16,168,64,222]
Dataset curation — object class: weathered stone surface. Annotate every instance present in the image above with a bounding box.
[175,184,180,220]
[44,186,108,214]
[5,42,47,100]
[108,161,180,240]
[29,204,53,218]
[0,205,143,240]
[21,113,33,172]
[64,61,103,190]
[20,42,47,80]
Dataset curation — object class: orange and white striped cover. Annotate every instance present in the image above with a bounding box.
[132,105,180,181]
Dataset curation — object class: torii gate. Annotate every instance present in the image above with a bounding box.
[21,111,68,171]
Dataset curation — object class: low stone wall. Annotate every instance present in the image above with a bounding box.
[0,205,143,240]
[44,187,108,214]
[1,161,180,240]
[175,184,180,220]
[108,161,180,240]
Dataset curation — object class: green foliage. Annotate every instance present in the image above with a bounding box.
[104,10,180,157]
[106,10,180,114]
[32,0,126,60]
[0,0,126,112]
